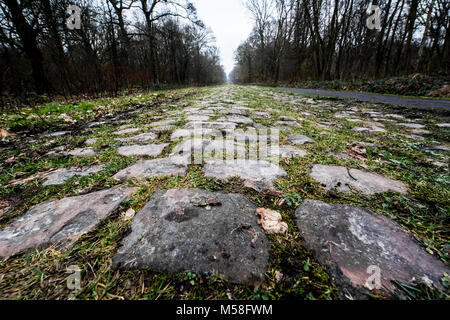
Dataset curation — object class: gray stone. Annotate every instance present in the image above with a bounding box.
[171,128,224,140]
[287,134,316,145]
[186,115,210,121]
[43,131,71,138]
[85,138,98,145]
[150,120,178,127]
[151,125,175,132]
[205,140,248,159]
[279,116,296,121]
[409,129,430,135]
[171,138,210,157]
[185,121,237,130]
[113,156,188,181]
[436,123,450,128]
[118,144,168,157]
[355,141,376,147]
[219,109,247,116]
[0,186,136,258]
[352,125,387,133]
[402,134,425,141]
[295,200,449,299]
[424,145,450,152]
[204,160,287,192]
[272,126,293,132]
[117,132,157,144]
[115,128,141,135]
[316,124,333,130]
[278,146,307,158]
[112,189,269,285]
[276,121,301,127]
[86,121,107,128]
[42,165,104,186]
[346,119,363,123]
[398,123,425,129]
[252,111,270,117]
[65,147,97,157]
[310,164,409,195]
[217,116,254,125]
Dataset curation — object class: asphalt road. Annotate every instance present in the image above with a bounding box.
[279,87,450,111]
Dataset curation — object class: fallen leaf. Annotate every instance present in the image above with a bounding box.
[256,208,288,234]
[7,169,58,186]
[0,200,11,217]
[0,129,15,140]
[275,270,283,281]
[347,143,367,160]
[122,208,136,221]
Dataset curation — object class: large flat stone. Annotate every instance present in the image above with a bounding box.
[115,128,141,135]
[117,144,168,157]
[43,131,71,138]
[186,115,210,121]
[352,125,387,133]
[310,165,408,195]
[151,125,175,132]
[287,134,316,145]
[150,120,178,127]
[42,165,104,186]
[204,160,287,192]
[398,123,425,129]
[117,132,157,144]
[219,109,247,116]
[276,121,301,127]
[217,116,254,125]
[0,186,136,258]
[295,200,449,299]
[112,189,269,285]
[65,147,97,157]
[185,121,237,130]
[113,157,188,181]
[278,146,307,158]
[171,128,224,140]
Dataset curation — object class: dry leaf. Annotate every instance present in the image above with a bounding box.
[0,129,15,140]
[0,200,11,217]
[7,169,58,186]
[347,143,367,160]
[256,208,288,234]
[122,208,136,221]
[275,270,284,281]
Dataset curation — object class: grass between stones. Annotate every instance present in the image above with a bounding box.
[0,84,448,300]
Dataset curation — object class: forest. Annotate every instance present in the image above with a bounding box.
[230,0,450,84]
[0,0,226,99]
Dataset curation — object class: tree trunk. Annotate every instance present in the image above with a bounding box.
[4,0,51,93]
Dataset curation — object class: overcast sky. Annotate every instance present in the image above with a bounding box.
[192,0,253,76]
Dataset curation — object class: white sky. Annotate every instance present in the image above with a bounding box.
[192,0,253,76]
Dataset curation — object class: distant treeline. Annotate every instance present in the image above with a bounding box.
[0,0,226,97]
[231,0,450,84]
